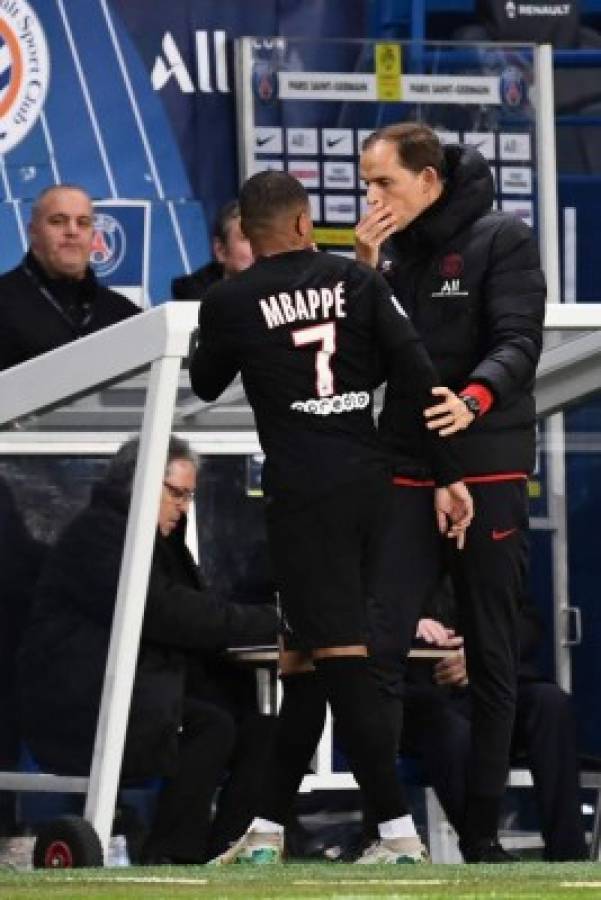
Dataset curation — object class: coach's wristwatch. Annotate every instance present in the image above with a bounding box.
[461,394,481,418]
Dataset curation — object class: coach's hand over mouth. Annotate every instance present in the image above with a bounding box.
[355,200,398,268]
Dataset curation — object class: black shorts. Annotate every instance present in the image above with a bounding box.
[265,471,392,651]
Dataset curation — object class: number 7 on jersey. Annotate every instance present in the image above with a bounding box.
[292,322,336,398]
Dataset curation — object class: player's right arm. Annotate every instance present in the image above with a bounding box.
[360,268,473,539]
[189,297,240,402]
[370,272,460,482]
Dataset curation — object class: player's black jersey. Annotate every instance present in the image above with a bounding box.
[190,249,460,495]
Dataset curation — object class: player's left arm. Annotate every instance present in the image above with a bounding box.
[189,298,240,401]
[425,218,546,436]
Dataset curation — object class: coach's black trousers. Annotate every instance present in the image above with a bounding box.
[402,680,587,860]
[368,479,528,809]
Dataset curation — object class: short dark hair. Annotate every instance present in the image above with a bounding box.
[103,435,198,497]
[30,184,92,222]
[213,200,241,244]
[362,123,445,177]
[240,171,309,239]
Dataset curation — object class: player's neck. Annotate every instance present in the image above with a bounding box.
[251,235,309,258]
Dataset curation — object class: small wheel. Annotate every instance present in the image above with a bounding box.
[33,815,103,868]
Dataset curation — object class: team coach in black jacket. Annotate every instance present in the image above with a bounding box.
[357,123,545,863]
[0,184,139,371]
[18,436,278,863]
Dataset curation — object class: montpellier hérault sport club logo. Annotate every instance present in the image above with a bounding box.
[0,0,50,155]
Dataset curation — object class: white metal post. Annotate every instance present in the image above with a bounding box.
[535,44,573,688]
[546,414,573,691]
[235,37,256,184]
[535,43,560,305]
[83,355,182,858]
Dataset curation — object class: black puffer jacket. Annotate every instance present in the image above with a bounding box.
[378,145,546,477]
[17,482,278,777]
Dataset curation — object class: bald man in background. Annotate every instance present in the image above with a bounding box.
[0,185,139,372]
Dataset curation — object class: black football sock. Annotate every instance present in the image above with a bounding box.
[362,692,404,840]
[256,671,327,826]
[313,655,409,824]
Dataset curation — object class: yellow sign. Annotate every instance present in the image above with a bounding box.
[375,42,401,102]
[314,228,356,247]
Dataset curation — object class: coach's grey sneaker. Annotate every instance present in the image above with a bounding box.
[355,836,430,865]
[208,828,283,865]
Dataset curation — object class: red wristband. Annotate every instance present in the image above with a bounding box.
[460,383,493,416]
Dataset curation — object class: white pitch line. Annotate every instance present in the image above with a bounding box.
[62,876,209,884]
[293,879,449,885]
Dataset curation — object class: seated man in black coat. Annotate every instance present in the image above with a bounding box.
[0,184,139,371]
[403,595,588,861]
[171,200,253,300]
[17,436,278,863]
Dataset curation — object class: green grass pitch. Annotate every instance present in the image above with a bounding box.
[2,863,601,900]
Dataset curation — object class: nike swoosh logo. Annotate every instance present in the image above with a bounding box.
[491,528,517,541]
[326,137,345,147]
[256,136,274,146]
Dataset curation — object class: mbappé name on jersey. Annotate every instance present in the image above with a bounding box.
[259,281,346,329]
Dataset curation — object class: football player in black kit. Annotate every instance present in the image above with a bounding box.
[190,170,473,865]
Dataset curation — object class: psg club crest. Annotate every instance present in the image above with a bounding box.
[252,60,277,104]
[439,253,464,279]
[0,0,50,155]
[500,67,527,109]
[90,213,126,278]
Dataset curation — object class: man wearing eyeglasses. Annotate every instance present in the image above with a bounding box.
[0,185,139,372]
[161,470,197,535]
[18,436,279,864]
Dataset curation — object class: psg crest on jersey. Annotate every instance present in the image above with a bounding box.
[0,0,50,155]
[500,67,527,109]
[90,213,127,278]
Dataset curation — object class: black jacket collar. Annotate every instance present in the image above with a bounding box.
[24,250,99,308]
